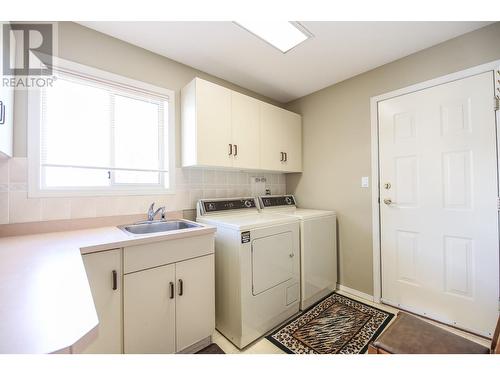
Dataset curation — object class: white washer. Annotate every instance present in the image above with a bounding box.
[258,195,337,310]
[196,197,300,349]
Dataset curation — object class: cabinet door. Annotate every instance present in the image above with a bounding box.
[282,111,302,172]
[175,255,215,352]
[260,102,286,171]
[231,92,260,169]
[0,75,14,157]
[196,79,232,167]
[81,249,122,354]
[124,264,176,353]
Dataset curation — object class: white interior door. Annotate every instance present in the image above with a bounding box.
[378,71,499,337]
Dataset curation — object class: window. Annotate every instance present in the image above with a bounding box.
[28,59,175,197]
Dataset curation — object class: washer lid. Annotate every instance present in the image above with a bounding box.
[289,208,336,219]
[258,195,336,219]
[197,212,299,231]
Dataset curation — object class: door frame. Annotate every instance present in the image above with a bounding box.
[370,59,500,303]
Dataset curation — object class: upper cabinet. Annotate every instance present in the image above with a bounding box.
[260,102,302,173]
[0,24,14,158]
[230,91,261,170]
[182,78,232,168]
[0,82,14,158]
[181,77,302,173]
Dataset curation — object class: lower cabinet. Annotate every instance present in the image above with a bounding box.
[175,255,215,352]
[81,249,122,354]
[124,254,215,354]
[80,235,215,354]
[123,263,176,354]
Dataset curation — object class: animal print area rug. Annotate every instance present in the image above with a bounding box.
[266,293,394,354]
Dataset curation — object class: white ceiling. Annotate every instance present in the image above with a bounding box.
[78,21,491,103]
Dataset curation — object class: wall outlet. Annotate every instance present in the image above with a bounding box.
[251,176,266,196]
[361,176,369,188]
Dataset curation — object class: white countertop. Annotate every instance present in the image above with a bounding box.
[0,222,216,354]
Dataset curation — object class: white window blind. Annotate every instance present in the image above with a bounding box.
[38,67,171,194]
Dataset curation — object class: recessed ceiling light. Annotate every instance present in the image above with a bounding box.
[234,21,312,53]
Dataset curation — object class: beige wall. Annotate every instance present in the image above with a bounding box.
[13,21,282,158]
[286,22,500,295]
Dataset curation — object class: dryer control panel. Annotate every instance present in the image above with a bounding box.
[200,198,257,214]
[259,195,296,208]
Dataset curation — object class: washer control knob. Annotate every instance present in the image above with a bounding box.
[285,196,293,205]
[244,200,253,208]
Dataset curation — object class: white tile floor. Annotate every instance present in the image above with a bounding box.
[212,289,491,354]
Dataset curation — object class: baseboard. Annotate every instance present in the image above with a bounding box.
[336,284,374,302]
[177,336,212,354]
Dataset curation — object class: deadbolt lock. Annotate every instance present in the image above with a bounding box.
[384,182,391,189]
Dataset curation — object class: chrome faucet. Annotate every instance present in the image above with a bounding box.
[147,202,166,221]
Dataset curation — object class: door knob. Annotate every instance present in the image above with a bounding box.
[383,198,394,205]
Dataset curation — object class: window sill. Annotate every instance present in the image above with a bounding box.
[27,187,177,198]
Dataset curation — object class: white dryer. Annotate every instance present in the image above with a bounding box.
[258,195,337,310]
[196,197,300,349]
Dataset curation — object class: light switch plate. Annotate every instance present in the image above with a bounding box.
[361,176,369,188]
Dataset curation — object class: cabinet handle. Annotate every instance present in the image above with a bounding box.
[169,282,174,299]
[178,279,184,296]
[234,144,238,156]
[280,152,284,162]
[228,144,233,155]
[112,270,118,291]
[284,152,288,162]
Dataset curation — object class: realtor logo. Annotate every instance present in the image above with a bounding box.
[2,23,53,76]
[0,101,5,125]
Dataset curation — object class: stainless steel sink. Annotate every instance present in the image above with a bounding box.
[118,220,202,235]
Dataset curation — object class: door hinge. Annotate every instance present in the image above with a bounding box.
[495,96,500,111]
[497,197,500,210]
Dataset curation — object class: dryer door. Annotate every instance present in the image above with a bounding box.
[252,231,294,295]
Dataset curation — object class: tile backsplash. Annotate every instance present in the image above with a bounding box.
[0,157,286,224]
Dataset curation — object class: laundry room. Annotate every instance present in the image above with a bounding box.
[0,1,499,374]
